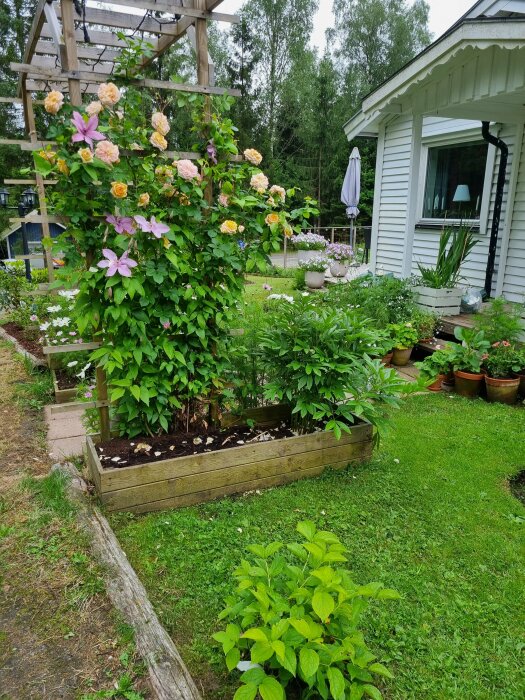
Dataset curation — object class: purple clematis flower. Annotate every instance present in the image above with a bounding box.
[206,139,217,165]
[97,249,137,277]
[134,215,170,239]
[71,111,105,147]
[106,214,135,235]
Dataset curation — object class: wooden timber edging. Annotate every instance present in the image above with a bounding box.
[52,462,202,700]
[51,369,77,404]
[86,405,374,514]
[0,325,47,367]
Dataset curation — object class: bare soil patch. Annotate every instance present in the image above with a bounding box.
[1,322,45,361]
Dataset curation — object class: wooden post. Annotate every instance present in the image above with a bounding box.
[96,365,111,442]
[331,227,335,244]
[60,0,82,106]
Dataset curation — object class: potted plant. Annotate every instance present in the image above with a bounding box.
[290,232,327,263]
[299,256,328,289]
[449,327,489,398]
[484,341,522,404]
[388,322,419,366]
[513,348,525,397]
[325,242,353,277]
[412,308,438,343]
[415,346,454,391]
[415,225,477,315]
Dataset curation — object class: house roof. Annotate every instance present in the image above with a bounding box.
[0,214,65,242]
[344,1,525,140]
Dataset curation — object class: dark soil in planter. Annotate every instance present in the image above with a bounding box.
[2,322,45,361]
[509,470,525,506]
[97,423,297,469]
[54,368,78,390]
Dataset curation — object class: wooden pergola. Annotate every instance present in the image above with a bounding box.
[2,0,242,442]
[2,0,241,281]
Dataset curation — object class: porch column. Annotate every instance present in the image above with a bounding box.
[401,113,423,277]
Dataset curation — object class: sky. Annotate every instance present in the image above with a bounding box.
[217,0,478,49]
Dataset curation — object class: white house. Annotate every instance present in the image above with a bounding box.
[344,0,525,302]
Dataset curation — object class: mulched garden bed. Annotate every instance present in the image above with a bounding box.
[54,368,78,390]
[96,423,296,469]
[1,322,45,361]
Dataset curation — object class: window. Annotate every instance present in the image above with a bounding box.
[422,141,488,219]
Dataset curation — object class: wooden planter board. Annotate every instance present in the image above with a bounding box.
[85,406,374,514]
[51,369,78,404]
[416,286,463,316]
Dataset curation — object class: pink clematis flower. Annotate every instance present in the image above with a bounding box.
[71,111,105,147]
[134,215,170,239]
[106,214,135,235]
[97,249,137,277]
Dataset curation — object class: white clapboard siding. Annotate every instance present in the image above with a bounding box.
[374,115,413,274]
[422,117,480,138]
[502,130,525,302]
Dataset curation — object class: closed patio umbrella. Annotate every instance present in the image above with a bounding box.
[341,146,361,249]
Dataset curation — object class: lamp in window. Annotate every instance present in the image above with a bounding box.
[453,184,471,219]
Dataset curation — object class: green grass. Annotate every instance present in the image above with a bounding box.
[243,275,296,305]
[109,395,525,699]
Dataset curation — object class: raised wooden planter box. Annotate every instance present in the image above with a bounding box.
[51,369,77,404]
[416,285,463,315]
[85,405,374,514]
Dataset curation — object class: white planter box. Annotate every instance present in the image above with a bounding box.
[416,286,463,315]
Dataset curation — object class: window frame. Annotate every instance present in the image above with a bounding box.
[416,127,496,234]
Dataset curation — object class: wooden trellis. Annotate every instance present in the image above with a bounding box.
[3,0,240,439]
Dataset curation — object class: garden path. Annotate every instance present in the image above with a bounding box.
[45,405,86,460]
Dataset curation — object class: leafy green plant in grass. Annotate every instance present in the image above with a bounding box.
[214,520,399,700]
[259,300,410,438]
[416,225,477,289]
[15,358,54,410]
[473,296,525,344]
[415,347,454,383]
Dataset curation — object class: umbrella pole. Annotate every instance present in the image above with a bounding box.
[350,219,354,249]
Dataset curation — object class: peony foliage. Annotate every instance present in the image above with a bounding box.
[34,47,316,437]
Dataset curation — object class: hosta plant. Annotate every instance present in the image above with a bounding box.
[214,520,399,700]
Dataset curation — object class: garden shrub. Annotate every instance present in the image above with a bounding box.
[258,298,410,438]
[214,520,399,700]
[473,296,525,344]
[0,265,33,311]
[34,39,317,437]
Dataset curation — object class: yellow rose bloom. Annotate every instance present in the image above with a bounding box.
[44,90,64,115]
[265,212,280,226]
[178,193,191,206]
[138,193,150,207]
[38,149,56,164]
[151,112,170,136]
[244,148,263,166]
[57,158,69,175]
[78,147,94,163]
[150,131,168,151]
[220,220,238,235]
[283,224,293,238]
[110,181,128,199]
[97,82,121,107]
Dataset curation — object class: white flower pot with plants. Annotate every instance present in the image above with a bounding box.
[326,243,353,278]
[305,271,325,289]
[415,224,477,316]
[290,232,327,263]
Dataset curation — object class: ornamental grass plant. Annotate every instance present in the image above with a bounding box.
[416,224,477,289]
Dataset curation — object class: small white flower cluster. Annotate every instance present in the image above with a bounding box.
[37,295,83,346]
[267,294,294,304]
[289,231,328,251]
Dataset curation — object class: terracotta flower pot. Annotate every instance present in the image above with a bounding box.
[304,270,325,289]
[485,375,520,405]
[454,370,484,398]
[392,347,413,367]
[441,370,455,392]
[427,373,445,392]
[381,351,393,366]
[513,371,525,397]
[329,262,349,278]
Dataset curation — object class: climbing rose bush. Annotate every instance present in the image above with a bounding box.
[35,72,316,437]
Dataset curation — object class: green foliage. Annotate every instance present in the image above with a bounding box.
[14,359,53,411]
[387,323,419,351]
[0,264,33,311]
[215,521,398,700]
[416,225,477,289]
[484,341,523,379]
[324,276,416,326]
[414,347,454,382]
[410,308,437,341]
[259,299,410,438]
[450,327,490,374]
[473,296,525,344]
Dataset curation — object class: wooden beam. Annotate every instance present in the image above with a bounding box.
[55,5,184,36]
[4,179,57,185]
[35,40,120,63]
[100,0,239,23]
[43,342,102,354]
[41,24,130,48]
[0,97,23,104]
[60,0,82,105]
[17,0,48,96]
[25,80,100,94]
[28,57,115,73]
[10,215,67,224]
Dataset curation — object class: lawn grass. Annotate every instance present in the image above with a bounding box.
[109,394,525,699]
[243,274,296,305]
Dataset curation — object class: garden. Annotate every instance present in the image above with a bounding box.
[1,24,525,700]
